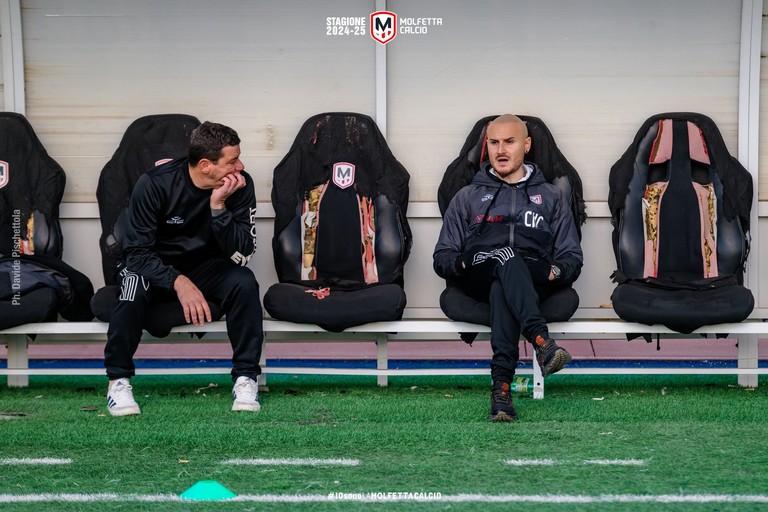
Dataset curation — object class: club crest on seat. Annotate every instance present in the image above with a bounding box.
[332,162,355,189]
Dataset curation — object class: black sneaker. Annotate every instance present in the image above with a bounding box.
[489,381,518,422]
[533,335,572,377]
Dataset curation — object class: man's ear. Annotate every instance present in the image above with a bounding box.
[198,159,211,174]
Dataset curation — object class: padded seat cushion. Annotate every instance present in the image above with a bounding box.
[611,282,754,334]
[90,285,223,338]
[264,282,406,332]
[439,283,579,326]
[0,288,59,330]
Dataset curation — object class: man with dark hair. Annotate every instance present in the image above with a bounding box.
[104,121,263,416]
[434,114,582,422]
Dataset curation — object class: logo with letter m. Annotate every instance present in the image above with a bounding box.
[332,162,355,189]
[370,11,397,45]
[0,161,8,189]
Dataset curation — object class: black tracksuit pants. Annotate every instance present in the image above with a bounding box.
[486,254,559,382]
[104,259,263,382]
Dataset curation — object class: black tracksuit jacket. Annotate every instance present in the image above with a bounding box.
[120,158,257,289]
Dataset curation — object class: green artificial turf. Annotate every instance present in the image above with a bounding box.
[0,373,767,511]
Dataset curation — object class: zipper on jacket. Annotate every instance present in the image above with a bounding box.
[508,185,517,247]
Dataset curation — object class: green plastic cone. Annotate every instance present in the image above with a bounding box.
[180,480,237,501]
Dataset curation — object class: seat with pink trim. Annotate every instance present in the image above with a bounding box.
[263,113,412,332]
[608,113,754,333]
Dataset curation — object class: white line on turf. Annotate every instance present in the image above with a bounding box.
[504,459,645,466]
[0,494,174,503]
[221,458,360,466]
[504,459,557,466]
[583,459,646,466]
[2,493,768,504]
[0,458,72,465]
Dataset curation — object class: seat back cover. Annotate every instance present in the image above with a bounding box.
[96,114,200,284]
[608,113,754,332]
[611,114,750,282]
[271,112,412,288]
[0,112,66,257]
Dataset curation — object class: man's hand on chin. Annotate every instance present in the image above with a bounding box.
[210,172,245,210]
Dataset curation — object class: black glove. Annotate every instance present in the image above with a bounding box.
[455,253,471,274]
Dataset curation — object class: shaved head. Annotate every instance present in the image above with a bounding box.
[486,114,531,183]
[488,114,528,137]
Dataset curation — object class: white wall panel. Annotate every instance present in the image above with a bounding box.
[0,8,4,111]
[21,0,376,202]
[760,0,768,199]
[387,0,742,203]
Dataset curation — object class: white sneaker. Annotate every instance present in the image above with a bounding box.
[232,376,260,412]
[107,378,141,416]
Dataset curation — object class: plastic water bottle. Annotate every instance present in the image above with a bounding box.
[512,377,533,394]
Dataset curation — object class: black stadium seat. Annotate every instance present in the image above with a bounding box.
[608,113,754,333]
[263,112,412,332]
[0,112,93,329]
